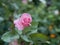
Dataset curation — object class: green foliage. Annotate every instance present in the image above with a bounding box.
[1,31,19,42]
[30,33,49,42]
[0,0,60,45]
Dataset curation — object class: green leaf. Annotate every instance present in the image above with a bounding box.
[30,33,49,41]
[48,15,54,19]
[55,28,60,32]
[27,29,37,35]
[16,29,22,35]
[21,35,32,42]
[1,31,19,42]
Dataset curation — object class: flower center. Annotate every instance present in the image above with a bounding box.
[21,18,31,27]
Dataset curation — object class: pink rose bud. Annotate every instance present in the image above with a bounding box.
[22,0,28,4]
[14,13,32,30]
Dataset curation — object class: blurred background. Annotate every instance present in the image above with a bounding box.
[0,0,60,45]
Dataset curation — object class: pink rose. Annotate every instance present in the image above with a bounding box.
[14,13,32,30]
[22,0,28,4]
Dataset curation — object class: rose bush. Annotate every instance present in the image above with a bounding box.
[0,0,60,45]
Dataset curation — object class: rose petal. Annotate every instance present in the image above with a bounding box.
[14,19,24,30]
